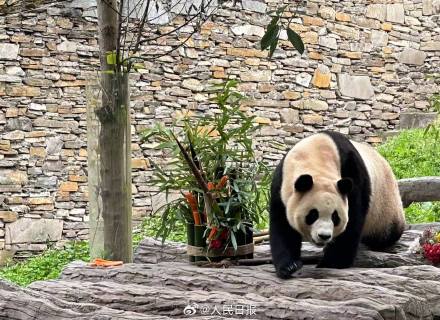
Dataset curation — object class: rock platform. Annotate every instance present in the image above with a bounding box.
[0,225,440,319]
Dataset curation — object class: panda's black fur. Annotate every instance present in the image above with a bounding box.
[270,131,402,279]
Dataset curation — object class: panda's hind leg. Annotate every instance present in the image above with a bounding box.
[361,221,405,250]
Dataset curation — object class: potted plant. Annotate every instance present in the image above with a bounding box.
[142,80,270,262]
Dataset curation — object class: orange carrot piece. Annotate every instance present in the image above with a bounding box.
[184,192,201,225]
[207,182,215,191]
[90,258,123,267]
[207,227,218,240]
[184,192,198,211]
[216,175,229,190]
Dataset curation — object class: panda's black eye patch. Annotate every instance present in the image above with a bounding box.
[332,210,341,226]
[305,209,319,225]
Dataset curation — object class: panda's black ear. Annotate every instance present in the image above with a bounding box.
[337,178,353,195]
[294,174,313,192]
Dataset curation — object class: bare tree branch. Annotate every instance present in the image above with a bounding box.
[116,0,125,73]
[132,0,152,56]
[123,0,219,68]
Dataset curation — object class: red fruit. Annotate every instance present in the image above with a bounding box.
[219,229,229,240]
[423,243,440,265]
[210,239,222,249]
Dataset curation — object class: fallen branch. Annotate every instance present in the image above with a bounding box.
[398,177,440,207]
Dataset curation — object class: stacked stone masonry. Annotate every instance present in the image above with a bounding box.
[0,0,439,256]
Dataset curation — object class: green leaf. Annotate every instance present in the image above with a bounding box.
[230,231,237,251]
[287,28,305,55]
[268,35,279,58]
[106,51,117,65]
[268,15,279,28]
[276,4,288,15]
[261,17,280,50]
[424,124,432,136]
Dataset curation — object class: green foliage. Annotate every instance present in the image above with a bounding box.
[378,129,440,223]
[425,75,440,143]
[261,4,304,58]
[142,80,270,244]
[378,129,440,179]
[424,73,440,142]
[0,217,182,287]
[133,214,187,245]
[430,91,440,114]
[405,202,440,224]
[287,28,304,55]
[0,242,89,287]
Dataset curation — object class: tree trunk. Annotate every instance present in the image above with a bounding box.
[86,81,104,259]
[87,0,132,262]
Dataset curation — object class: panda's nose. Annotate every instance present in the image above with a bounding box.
[318,233,331,241]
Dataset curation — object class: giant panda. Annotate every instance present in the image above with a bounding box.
[270,131,405,279]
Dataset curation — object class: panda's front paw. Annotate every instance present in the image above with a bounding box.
[275,260,303,279]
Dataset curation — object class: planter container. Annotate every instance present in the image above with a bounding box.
[186,223,254,263]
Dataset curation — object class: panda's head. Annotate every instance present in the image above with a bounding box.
[286,174,352,247]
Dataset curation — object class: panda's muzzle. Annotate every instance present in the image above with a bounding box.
[311,233,332,247]
[318,233,331,241]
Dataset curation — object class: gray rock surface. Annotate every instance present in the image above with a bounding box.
[0,227,436,319]
[399,112,438,129]
[0,43,19,60]
[242,0,267,13]
[338,74,375,100]
[398,48,427,66]
[5,218,63,245]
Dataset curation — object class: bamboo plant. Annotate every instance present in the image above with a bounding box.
[142,80,270,251]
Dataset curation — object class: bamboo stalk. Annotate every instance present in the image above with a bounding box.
[171,132,219,224]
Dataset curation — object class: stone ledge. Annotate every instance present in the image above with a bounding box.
[399,112,438,129]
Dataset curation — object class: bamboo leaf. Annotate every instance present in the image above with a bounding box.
[287,28,305,54]
[230,231,237,251]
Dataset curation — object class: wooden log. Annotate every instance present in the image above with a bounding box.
[398,177,440,207]
[134,228,427,267]
[30,279,385,320]
[253,235,269,244]
[134,238,187,264]
[55,261,438,319]
[0,279,241,320]
[0,279,166,319]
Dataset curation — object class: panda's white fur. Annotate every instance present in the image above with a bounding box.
[270,131,405,279]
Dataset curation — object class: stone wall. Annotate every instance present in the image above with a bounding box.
[0,0,439,258]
